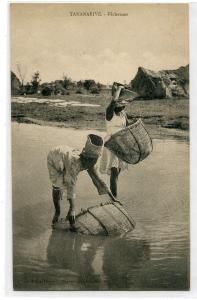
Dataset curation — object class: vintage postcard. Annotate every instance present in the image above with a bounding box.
[11,3,189,291]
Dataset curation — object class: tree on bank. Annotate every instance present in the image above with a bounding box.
[24,82,32,94]
[16,62,27,88]
[63,74,73,89]
[84,79,96,91]
[31,71,41,94]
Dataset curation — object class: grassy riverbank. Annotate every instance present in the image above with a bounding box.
[11,92,189,140]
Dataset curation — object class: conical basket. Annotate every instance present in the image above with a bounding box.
[104,119,153,164]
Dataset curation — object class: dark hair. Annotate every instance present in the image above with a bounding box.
[88,134,103,146]
[114,106,125,113]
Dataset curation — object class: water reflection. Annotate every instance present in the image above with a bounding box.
[103,236,150,290]
[12,123,189,290]
[46,230,150,290]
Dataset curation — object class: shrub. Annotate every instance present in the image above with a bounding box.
[162,118,189,130]
[84,80,96,91]
[76,88,83,94]
[91,86,100,94]
[41,86,53,96]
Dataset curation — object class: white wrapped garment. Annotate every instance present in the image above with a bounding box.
[99,111,128,175]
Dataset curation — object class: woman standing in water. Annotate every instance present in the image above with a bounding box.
[100,82,130,198]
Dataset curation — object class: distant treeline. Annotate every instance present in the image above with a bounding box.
[12,63,189,99]
[11,71,109,96]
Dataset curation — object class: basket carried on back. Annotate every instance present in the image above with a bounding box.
[104,118,153,164]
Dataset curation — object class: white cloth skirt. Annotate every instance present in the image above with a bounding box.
[99,146,128,175]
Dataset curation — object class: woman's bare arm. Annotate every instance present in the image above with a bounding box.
[106,100,116,121]
[106,85,124,121]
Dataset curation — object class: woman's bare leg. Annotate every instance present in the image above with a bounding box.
[52,186,61,224]
[110,167,121,198]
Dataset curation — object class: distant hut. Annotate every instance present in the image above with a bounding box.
[11,71,21,95]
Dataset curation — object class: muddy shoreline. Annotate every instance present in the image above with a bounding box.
[12,117,189,141]
[11,95,189,141]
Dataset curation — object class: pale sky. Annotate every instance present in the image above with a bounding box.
[11,3,189,85]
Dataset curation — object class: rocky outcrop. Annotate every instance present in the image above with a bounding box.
[130,65,189,99]
[11,71,21,95]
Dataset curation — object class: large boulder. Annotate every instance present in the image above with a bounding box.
[11,71,21,95]
[130,65,189,99]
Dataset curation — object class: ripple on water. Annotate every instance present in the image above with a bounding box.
[12,123,190,291]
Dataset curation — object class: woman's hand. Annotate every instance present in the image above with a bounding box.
[67,208,76,225]
[113,85,124,101]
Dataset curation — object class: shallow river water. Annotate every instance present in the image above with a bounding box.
[12,122,189,291]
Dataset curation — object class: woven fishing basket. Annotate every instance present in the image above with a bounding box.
[53,200,135,236]
[104,118,153,164]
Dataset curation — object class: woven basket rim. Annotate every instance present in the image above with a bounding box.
[105,118,143,140]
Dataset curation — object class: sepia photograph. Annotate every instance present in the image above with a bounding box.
[11,3,189,291]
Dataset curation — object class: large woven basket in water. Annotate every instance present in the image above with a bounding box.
[104,118,153,164]
[54,201,135,236]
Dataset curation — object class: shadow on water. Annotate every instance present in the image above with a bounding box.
[46,230,150,291]
[14,229,150,291]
